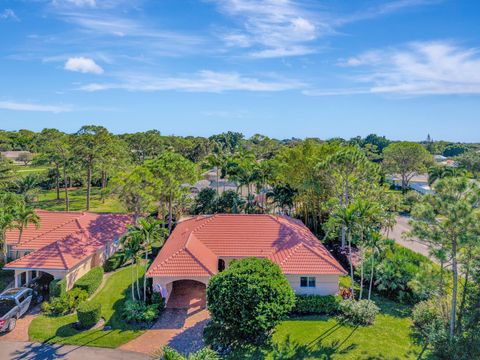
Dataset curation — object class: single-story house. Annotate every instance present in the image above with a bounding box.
[3,210,133,290]
[147,214,346,304]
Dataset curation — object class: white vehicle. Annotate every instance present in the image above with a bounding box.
[0,287,34,333]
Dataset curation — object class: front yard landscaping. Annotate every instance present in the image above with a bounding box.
[229,296,420,359]
[29,264,146,348]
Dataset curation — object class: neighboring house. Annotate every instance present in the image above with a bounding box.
[3,210,133,290]
[0,151,33,164]
[387,174,433,194]
[147,214,346,303]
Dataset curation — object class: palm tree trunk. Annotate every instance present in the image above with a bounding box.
[168,191,173,233]
[359,248,364,300]
[63,165,69,211]
[136,262,141,300]
[86,165,92,211]
[347,231,355,298]
[55,164,60,200]
[368,252,375,300]
[144,245,148,302]
[2,230,8,263]
[450,239,458,339]
[131,264,135,300]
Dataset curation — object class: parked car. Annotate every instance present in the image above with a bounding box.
[0,287,34,333]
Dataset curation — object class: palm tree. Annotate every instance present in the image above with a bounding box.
[329,203,358,297]
[366,231,384,300]
[0,193,23,262]
[15,205,40,245]
[127,218,166,302]
[121,230,142,300]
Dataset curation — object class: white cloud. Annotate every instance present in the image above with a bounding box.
[0,101,71,113]
[52,0,96,7]
[310,41,480,96]
[214,0,324,58]
[79,70,304,92]
[64,57,104,74]
[0,9,18,21]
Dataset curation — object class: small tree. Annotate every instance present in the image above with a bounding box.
[383,142,432,192]
[205,258,295,349]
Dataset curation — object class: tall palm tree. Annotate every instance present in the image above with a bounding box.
[0,193,23,262]
[15,205,40,245]
[127,218,166,302]
[330,203,358,297]
[366,231,384,300]
[121,230,142,300]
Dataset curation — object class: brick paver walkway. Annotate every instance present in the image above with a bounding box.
[121,280,209,356]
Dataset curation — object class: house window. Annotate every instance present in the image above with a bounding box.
[300,276,316,288]
[218,259,226,272]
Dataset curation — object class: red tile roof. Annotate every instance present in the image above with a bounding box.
[4,210,133,271]
[147,214,346,278]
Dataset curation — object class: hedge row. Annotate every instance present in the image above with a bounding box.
[49,279,67,298]
[103,251,126,273]
[77,301,102,328]
[73,267,104,296]
[292,294,340,315]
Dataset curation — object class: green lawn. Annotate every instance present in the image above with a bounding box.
[29,265,146,348]
[230,288,421,360]
[33,187,125,213]
[15,164,48,176]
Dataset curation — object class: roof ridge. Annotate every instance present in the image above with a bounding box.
[55,240,69,269]
[185,248,214,276]
[276,242,304,265]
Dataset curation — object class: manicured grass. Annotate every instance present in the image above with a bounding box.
[33,187,125,213]
[29,265,146,348]
[15,165,48,176]
[230,292,420,359]
[0,269,14,291]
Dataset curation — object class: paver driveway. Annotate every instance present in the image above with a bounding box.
[121,280,209,355]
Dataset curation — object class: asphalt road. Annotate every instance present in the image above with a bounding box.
[0,341,149,360]
[388,215,437,262]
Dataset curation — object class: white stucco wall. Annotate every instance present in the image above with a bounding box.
[286,274,339,296]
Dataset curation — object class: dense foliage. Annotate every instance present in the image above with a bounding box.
[122,299,160,323]
[156,346,220,360]
[73,266,104,296]
[205,258,295,349]
[337,299,379,326]
[291,295,340,315]
[103,250,127,272]
[42,288,88,316]
[49,278,67,298]
[77,301,102,328]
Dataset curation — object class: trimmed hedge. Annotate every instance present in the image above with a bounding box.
[77,301,102,328]
[42,288,88,316]
[49,279,67,298]
[73,267,104,296]
[292,294,340,315]
[103,251,126,272]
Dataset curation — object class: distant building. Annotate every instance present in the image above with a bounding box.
[0,151,33,164]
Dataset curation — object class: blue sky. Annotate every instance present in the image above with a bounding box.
[1,0,479,141]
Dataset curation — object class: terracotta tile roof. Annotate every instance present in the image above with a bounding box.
[147,214,346,278]
[4,210,133,271]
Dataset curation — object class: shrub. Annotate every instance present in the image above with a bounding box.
[49,279,67,298]
[122,299,159,323]
[42,288,88,316]
[205,258,295,349]
[73,267,104,296]
[152,346,220,360]
[77,301,102,328]
[103,251,126,272]
[292,295,339,315]
[370,243,440,304]
[337,299,379,326]
[151,291,166,310]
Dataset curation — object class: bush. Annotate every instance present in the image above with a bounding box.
[337,299,379,326]
[205,258,295,349]
[122,299,159,323]
[153,346,220,360]
[42,288,88,316]
[49,279,67,298]
[370,243,440,304]
[151,291,166,310]
[292,295,340,315]
[77,301,102,328]
[103,251,126,272]
[73,267,104,296]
